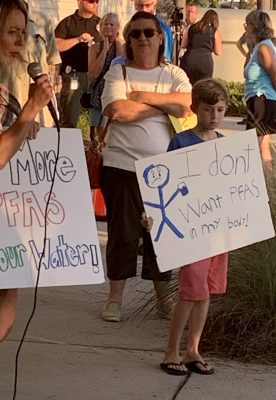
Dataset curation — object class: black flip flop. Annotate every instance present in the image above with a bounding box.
[185,361,215,375]
[160,362,188,376]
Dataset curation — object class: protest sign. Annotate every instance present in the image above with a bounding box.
[0,128,105,288]
[135,130,275,273]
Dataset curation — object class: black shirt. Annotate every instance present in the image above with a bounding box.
[55,10,101,73]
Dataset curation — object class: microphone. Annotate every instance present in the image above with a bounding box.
[27,62,60,129]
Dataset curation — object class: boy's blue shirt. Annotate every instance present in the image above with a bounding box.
[167,129,224,152]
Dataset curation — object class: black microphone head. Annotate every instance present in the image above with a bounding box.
[27,62,42,79]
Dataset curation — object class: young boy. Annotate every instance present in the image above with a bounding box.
[159,79,230,375]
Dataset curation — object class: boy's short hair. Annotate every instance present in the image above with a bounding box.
[192,79,230,110]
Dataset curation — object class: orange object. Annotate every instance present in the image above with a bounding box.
[92,189,106,220]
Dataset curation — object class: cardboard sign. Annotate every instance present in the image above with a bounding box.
[0,128,105,288]
[135,130,275,272]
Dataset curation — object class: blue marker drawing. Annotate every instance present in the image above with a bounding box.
[143,164,189,242]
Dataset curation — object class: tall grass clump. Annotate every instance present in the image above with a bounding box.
[202,160,276,363]
[77,108,90,140]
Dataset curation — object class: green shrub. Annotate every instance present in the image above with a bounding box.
[202,174,276,363]
[77,109,90,140]
[219,79,247,117]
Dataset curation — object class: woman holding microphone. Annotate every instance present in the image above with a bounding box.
[0,0,53,342]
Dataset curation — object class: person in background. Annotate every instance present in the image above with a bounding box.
[55,0,101,128]
[243,10,275,165]
[183,2,198,32]
[133,0,173,62]
[236,31,255,66]
[180,9,222,85]
[88,12,122,141]
[178,2,199,62]
[11,0,61,127]
[158,79,229,376]
[0,0,53,342]
[110,21,132,67]
[235,27,255,125]
[100,11,191,323]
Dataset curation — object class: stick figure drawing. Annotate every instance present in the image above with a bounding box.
[142,164,189,242]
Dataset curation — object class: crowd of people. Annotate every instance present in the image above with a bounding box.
[0,0,275,380]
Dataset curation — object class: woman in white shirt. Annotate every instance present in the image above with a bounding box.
[100,11,192,322]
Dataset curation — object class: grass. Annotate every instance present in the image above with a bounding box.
[202,238,276,363]
[202,161,276,363]
[77,109,90,141]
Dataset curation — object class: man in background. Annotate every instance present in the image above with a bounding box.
[178,2,198,60]
[12,0,61,127]
[183,2,198,32]
[55,0,101,128]
[133,0,174,62]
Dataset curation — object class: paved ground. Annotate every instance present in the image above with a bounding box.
[1,119,275,400]
[1,277,276,400]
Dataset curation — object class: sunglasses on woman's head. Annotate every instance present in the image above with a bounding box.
[130,28,158,39]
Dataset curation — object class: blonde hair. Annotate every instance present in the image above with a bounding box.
[99,13,120,37]
[0,0,27,77]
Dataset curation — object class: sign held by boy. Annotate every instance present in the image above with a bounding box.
[135,79,275,273]
[135,78,275,377]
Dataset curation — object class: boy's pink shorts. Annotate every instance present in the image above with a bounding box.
[178,253,228,301]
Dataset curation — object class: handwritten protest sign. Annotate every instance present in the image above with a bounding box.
[0,128,105,289]
[135,130,275,273]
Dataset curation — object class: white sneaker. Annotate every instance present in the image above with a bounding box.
[102,302,121,322]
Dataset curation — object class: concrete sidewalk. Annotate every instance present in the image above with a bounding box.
[1,118,275,400]
[1,251,276,400]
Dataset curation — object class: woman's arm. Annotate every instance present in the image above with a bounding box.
[0,76,53,170]
[213,31,222,56]
[115,39,123,57]
[236,32,247,57]
[128,91,191,118]
[103,100,163,122]
[180,30,189,49]
[236,41,247,58]
[88,39,108,79]
[102,65,162,122]
[258,44,276,88]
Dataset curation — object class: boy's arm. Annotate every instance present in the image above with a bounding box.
[141,212,153,232]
